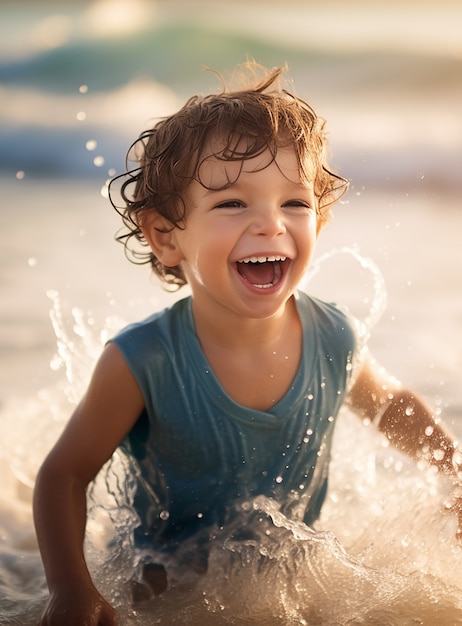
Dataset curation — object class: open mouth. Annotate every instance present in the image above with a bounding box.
[235,255,289,289]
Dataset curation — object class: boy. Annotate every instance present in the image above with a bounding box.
[33,64,462,626]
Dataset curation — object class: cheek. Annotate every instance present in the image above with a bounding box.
[181,234,230,283]
[298,218,318,249]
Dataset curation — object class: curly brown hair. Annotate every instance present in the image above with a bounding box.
[109,63,348,289]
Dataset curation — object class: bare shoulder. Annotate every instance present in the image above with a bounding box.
[40,343,145,484]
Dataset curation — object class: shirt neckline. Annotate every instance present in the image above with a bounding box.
[181,292,317,426]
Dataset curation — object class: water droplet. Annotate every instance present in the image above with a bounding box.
[93,156,105,167]
[275,476,283,484]
[433,449,445,462]
[307,393,314,401]
[27,257,37,267]
[159,510,169,521]
[453,450,462,470]
[405,405,414,416]
[16,170,25,180]
[79,84,88,94]
[76,111,86,121]
[197,512,203,519]
[424,426,434,437]
[100,182,109,198]
[50,355,62,371]
[86,139,97,151]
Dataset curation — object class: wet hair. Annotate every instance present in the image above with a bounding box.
[109,63,349,289]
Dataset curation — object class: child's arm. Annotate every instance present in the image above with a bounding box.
[348,353,462,534]
[33,343,145,626]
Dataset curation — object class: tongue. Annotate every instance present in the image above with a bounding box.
[237,261,278,286]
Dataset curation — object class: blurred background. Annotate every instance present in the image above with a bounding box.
[1,0,461,183]
[1,0,461,404]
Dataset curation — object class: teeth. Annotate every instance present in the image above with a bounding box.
[238,255,287,264]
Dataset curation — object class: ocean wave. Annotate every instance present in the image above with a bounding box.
[0,4,461,184]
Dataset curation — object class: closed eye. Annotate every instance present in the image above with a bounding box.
[283,200,313,211]
[214,200,245,209]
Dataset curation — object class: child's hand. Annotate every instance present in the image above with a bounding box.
[38,584,118,626]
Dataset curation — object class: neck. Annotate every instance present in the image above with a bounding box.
[191,294,299,352]
[190,294,303,410]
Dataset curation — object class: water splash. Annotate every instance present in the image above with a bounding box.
[302,246,388,341]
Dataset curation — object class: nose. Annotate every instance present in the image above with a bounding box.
[249,206,286,238]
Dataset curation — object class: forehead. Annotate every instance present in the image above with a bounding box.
[195,145,313,190]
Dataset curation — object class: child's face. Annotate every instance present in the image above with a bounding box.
[169,146,319,319]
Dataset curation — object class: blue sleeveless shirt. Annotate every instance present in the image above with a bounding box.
[109,292,357,549]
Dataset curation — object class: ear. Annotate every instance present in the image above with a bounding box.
[140,213,184,268]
